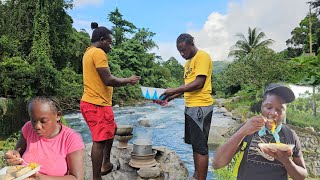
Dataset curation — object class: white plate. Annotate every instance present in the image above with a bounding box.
[258,143,295,152]
[0,165,41,180]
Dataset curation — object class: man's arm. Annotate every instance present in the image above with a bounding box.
[161,75,206,100]
[282,156,308,180]
[175,75,206,93]
[97,67,140,87]
[213,116,266,169]
[212,127,247,169]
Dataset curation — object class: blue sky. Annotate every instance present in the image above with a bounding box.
[69,0,233,42]
[69,0,309,63]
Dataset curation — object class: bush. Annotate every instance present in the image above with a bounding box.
[0,132,20,168]
[0,98,28,136]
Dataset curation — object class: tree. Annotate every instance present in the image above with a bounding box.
[108,8,136,47]
[163,57,184,85]
[221,48,289,96]
[286,13,320,57]
[29,0,60,96]
[228,27,274,59]
[133,28,158,51]
[291,56,320,116]
[311,0,320,14]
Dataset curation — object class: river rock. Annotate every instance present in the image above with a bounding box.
[305,126,315,132]
[214,98,225,107]
[223,112,232,117]
[139,119,151,127]
[84,143,188,179]
[216,107,228,113]
[113,104,120,108]
[137,166,161,178]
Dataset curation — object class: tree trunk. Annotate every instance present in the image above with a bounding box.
[312,85,317,116]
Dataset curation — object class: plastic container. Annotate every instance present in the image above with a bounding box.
[140,86,166,100]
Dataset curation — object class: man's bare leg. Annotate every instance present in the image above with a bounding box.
[193,152,198,179]
[101,138,114,172]
[195,152,208,180]
[91,140,106,180]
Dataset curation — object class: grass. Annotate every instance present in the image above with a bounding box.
[210,158,237,180]
[287,108,320,132]
[0,132,19,168]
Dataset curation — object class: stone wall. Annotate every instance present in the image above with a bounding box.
[289,125,320,178]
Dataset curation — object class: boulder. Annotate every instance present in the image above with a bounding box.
[137,166,161,178]
[139,119,151,127]
[216,107,228,113]
[223,112,232,117]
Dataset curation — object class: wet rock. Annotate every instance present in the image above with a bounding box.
[139,119,151,127]
[113,104,120,108]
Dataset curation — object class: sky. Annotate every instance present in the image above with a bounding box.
[69,0,310,64]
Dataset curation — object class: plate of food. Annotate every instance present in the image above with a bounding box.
[0,163,40,180]
[258,143,295,152]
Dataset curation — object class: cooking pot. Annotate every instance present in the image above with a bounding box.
[116,125,133,136]
[133,139,152,155]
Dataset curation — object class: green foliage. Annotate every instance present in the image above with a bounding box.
[0,35,20,59]
[0,132,20,168]
[287,106,320,131]
[290,56,320,86]
[286,13,320,56]
[0,57,35,99]
[162,57,184,85]
[108,8,137,47]
[211,158,237,180]
[216,48,290,96]
[213,61,229,74]
[0,98,28,136]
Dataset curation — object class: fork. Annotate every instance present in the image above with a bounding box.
[19,158,29,165]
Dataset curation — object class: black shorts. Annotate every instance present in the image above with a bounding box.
[185,105,213,155]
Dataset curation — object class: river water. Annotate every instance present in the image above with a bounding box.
[64,98,217,179]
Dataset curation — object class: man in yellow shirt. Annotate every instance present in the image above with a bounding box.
[160,33,214,180]
[80,22,140,180]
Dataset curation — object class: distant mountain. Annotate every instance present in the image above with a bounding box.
[213,61,230,74]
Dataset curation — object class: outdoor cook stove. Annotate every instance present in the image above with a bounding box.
[129,139,157,168]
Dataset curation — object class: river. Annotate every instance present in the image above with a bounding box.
[64,98,217,179]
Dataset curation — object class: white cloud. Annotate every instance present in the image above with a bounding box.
[73,0,103,7]
[73,19,93,34]
[187,0,309,61]
[152,42,185,64]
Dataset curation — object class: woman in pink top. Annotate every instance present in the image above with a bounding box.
[4,97,85,180]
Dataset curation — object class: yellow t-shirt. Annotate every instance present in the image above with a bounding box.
[184,50,214,107]
[81,46,113,106]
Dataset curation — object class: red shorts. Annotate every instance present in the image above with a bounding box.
[80,101,116,142]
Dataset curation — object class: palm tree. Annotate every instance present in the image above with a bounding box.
[228,27,274,59]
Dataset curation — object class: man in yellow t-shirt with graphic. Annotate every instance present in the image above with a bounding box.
[80,22,140,180]
[160,33,214,180]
